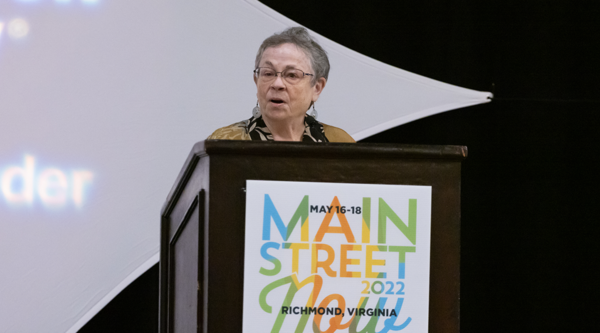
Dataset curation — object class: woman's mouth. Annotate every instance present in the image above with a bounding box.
[270,99,285,105]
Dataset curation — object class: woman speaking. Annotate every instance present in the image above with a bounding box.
[209,27,355,143]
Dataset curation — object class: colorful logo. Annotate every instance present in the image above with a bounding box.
[244,181,432,333]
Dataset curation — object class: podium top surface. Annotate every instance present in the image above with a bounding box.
[162,141,467,215]
[193,140,467,159]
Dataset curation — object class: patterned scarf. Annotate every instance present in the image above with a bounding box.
[247,114,329,142]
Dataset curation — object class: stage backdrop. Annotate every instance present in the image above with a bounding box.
[0,1,490,332]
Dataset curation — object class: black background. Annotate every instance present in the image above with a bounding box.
[81,1,600,332]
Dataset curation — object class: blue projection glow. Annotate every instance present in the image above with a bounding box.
[1,155,94,209]
[1,0,102,47]
[13,0,101,4]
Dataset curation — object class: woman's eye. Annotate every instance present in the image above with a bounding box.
[262,71,275,77]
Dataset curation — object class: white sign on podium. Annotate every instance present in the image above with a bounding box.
[243,180,432,333]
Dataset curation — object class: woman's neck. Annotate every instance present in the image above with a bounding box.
[262,115,305,141]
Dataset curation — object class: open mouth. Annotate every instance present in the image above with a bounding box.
[270,98,285,104]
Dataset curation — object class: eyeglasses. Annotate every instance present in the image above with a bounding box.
[254,67,314,85]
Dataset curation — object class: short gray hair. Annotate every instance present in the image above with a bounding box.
[255,27,330,85]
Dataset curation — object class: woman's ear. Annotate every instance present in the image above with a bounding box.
[312,77,327,102]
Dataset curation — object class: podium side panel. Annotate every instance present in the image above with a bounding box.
[161,156,210,333]
[170,197,199,333]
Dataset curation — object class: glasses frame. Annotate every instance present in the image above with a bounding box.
[254,67,314,85]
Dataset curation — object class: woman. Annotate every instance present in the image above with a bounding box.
[208,27,355,143]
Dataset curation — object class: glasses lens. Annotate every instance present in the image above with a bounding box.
[283,69,303,84]
[258,68,276,80]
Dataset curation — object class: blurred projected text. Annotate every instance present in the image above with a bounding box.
[1,155,94,209]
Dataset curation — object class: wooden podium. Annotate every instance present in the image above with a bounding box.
[160,140,466,333]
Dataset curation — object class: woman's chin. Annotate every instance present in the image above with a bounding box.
[262,109,290,121]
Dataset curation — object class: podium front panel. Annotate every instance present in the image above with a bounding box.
[161,141,465,333]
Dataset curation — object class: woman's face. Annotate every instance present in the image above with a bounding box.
[255,43,326,125]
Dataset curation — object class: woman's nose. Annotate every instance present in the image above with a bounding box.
[271,74,286,89]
